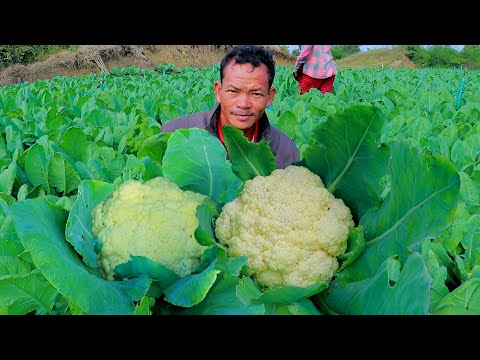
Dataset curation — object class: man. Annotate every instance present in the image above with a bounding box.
[161,45,300,169]
[293,45,337,95]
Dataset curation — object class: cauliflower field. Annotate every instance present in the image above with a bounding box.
[0,64,478,315]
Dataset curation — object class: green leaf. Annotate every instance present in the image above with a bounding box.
[265,298,322,315]
[304,105,390,221]
[251,282,328,305]
[222,125,276,181]
[163,260,220,307]
[433,278,480,314]
[114,255,180,291]
[133,296,154,315]
[24,144,51,194]
[65,180,115,268]
[318,252,432,314]
[48,152,81,195]
[194,197,219,246]
[162,128,243,204]
[0,162,17,195]
[177,273,265,315]
[0,270,58,315]
[337,226,366,271]
[321,140,460,314]
[215,247,248,276]
[137,132,171,163]
[0,255,33,280]
[363,140,460,271]
[459,172,479,209]
[461,214,480,273]
[0,200,24,256]
[428,267,450,313]
[10,198,150,314]
[59,127,89,163]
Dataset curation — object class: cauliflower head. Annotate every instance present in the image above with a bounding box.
[214,165,355,289]
[92,177,209,280]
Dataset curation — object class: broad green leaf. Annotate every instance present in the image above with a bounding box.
[318,252,432,314]
[320,140,460,314]
[450,139,465,167]
[337,226,366,271]
[461,214,480,272]
[437,218,467,255]
[59,127,89,163]
[405,117,432,145]
[428,266,450,313]
[360,140,459,268]
[133,296,154,315]
[163,260,220,307]
[10,198,150,314]
[194,197,219,246]
[215,248,248,276]
[433,278,480,314]
[138,156,162,181]
[0,256,33,280]
[16,184,29,201]
[162,128,243,204]
[0,271,58,315]
[137,132,171,163]
[459,172,479,209]
[276,111,298,140]
[48,152,81,195]
[65,180,115,268]
[114,256,180,291]
[178,273,265,315]
[222,125,276,181]
[0,200,24,256]
[251,282,328,305]
[304,105,390,221]
[265,298,322,315]
[6,125,23,154]
[24,144,51,194]
[0,162,17,195]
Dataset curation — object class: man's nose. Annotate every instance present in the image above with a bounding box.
[236,92,252,108]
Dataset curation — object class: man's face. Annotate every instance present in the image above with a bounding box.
[214,60,276,131]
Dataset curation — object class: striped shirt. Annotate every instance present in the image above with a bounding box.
[294,45,336,79]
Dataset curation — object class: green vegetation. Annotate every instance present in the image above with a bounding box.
[336,45,480,69]
[0,64,480,314]
[0,45,78,69]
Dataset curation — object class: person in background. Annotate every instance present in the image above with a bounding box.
[293,45,337,95]
[161,45,300,169]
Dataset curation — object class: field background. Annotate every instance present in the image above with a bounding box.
[0,45,420,87]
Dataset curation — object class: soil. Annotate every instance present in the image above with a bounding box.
[0,45,296,87]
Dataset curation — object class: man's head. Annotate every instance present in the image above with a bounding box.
[214,45,277,134]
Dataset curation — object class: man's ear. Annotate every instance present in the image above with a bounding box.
[266,87,276,107]
[214,81,222,103]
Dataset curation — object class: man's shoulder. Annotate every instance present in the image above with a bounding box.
[161,109,213,132]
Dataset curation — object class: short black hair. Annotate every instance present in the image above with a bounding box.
[219,45,276,88]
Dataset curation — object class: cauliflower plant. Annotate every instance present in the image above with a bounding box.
[92,177,209,280]
[214,165,355,289]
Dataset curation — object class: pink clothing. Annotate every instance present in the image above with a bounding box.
[294,45,336,80]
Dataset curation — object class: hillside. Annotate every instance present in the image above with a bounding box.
[336,47,415,69]
[0,45,296,87]
[0,45,416,87]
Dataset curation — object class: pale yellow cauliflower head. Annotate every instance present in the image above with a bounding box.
[214,165,355,289]
[92,177,209,280]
